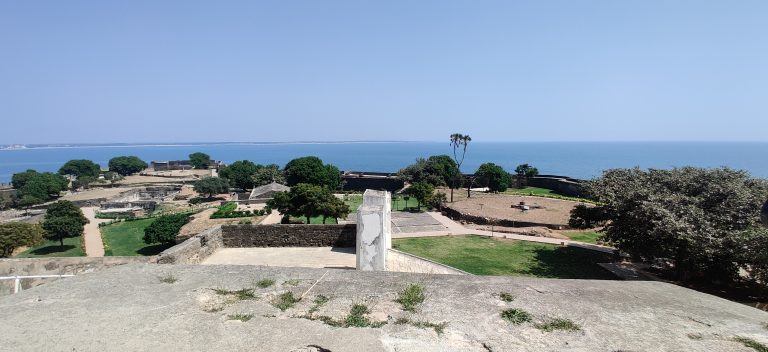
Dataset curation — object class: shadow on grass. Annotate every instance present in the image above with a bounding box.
[136,243,175,256]
[29,245,76,255]
[525,246,618,280]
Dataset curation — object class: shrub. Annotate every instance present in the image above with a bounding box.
[142,213,191,244]
[501,308,532,324]
[568,204,610,229]
[395,283,425,312]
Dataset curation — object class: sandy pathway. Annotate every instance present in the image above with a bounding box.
[259,209,282,224]
[82,207,108,257]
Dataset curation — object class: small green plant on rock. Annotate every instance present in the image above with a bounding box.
[256,279,275,288]
[273,291,299,311]
[227,313,253,322]
[733,336,768,352]
[308,295,330,314]
[213,288,258,300]
[284,278,302,286]
[395,283,425,312]
[395,317,448,335]
[158,275,177,284]
[498,292,514,302]
[534,318,581,332]
[501,308,532,325]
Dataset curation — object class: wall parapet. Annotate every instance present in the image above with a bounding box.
[221,224,356,248]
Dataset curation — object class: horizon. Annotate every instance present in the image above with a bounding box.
[2,1,768,143]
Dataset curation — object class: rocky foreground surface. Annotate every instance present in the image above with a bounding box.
[0,264,766,352]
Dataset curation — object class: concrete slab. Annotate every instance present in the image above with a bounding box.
[390,211,448,234]
[201,247,355,269]
[1,264,767,352]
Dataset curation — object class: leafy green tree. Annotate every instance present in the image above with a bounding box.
[398,155,460,188]
[585,167,768,283]
[514,163,539,187]
[267,183,336,223]
[475,163,513,192]
[14,171,68,202]
[108,156,148,176]
[219,160,258,190]
[143,213,191,244]
[59,159,101,178]
[103,171,124,186]
[0,222,44,257]
[193,176,230,198]
[284,156,340,190]
[189,152,212,169]
[406,181,435,211]
[252,164,286,186]
[71,175,100,190]
[318,194,350,224]
[450,133,472,200]
[41,200,88,247]
[16,195,43,213]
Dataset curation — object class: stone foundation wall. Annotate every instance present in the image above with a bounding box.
[0,256,155,296]
[156,226,223,264]
[442,206,564,229]
[221,224,356,248]
[526,175,585,197]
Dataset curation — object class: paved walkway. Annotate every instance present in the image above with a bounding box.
[81,207,108,257]
[393,211,616,254]
[259,209,282,224]
[201,247,355,268]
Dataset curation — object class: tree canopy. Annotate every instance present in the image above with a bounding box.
[41,200,88,247]
[267,183,349,223]
[515,163,539,177]
[0,222,44,257]
[252,164,285,186]
[193,176,230,198]
[189,152,212,169]
[398,155,460,188]
[475,163,512,192]
[406,181,435,210]
[12,170,68,204]
[59,159,101,178]
[219,160,258,190]
[283,156,340,190]
[108,156,148,176]
[143,213,191,244]
[580,167,768,284]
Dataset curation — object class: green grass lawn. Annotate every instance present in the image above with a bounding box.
[504,186,562,196]
[562,231,601,244]
[100,218,173,256]
[16,236,86,257]
[392,235,617,279]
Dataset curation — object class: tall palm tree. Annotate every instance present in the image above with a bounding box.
[449,133,472,201]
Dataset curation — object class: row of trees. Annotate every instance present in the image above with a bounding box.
[218,156,339,191]
[397,157,538,194]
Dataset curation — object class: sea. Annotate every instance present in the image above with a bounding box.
[0,142,766,183]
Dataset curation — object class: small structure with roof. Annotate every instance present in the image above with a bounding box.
[242,182,290,204]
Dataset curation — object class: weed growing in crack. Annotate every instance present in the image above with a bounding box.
[308,295,330,314]
[395,317,448,335]
[733,336,768,352]
[498,292,514,302]
[256,279,275,288]
[500,308,532,325]
[273,291,299,311]
[213,288,258,300]
[158,275,177,284]
[395,283,425,312]
[284,279,301,286]
[227,313,253,322]
[534,318,580,332]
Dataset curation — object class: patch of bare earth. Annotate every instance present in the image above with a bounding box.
[443,192,584,226]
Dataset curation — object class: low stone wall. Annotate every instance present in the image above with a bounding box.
[387,249,469,275]
[527,175,585,197]
[156,226,223,264]
[0,256,154,296]
[342,175,404,193]
[442,206,565,229]
[221,224,356,248]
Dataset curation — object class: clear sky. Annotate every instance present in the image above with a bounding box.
[1,1,766,144]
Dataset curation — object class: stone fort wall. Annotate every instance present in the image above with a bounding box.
[221,224,356,248]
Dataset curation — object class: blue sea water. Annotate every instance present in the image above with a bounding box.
[0,142,766,183]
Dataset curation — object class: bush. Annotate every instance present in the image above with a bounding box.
[210,203,257,219]
[568,204,610,229]
[143,213,191,244]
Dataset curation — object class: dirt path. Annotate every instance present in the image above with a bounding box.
[259,210,282,224]
[82,207,108,257]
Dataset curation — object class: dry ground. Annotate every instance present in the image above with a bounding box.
[444,190,585,226]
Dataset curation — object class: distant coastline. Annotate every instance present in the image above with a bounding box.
[0,141,415,151]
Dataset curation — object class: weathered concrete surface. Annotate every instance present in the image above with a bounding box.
[0,264,766,352]
[156,226,223,264]
[357,203,387,271]
[202,247,356,269]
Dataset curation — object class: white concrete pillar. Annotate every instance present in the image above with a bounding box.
[356,190,392,271]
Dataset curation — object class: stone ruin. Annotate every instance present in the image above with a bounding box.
[355,189,392,271]
[99,186,181,215]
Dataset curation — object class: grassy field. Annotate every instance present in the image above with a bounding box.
[392,235,616,279]
[16,236,86,257]
[504,186,562,196]
[100,218,173,256]
[562,231,602,244]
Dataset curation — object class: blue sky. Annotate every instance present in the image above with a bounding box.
[1,1,766,143]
